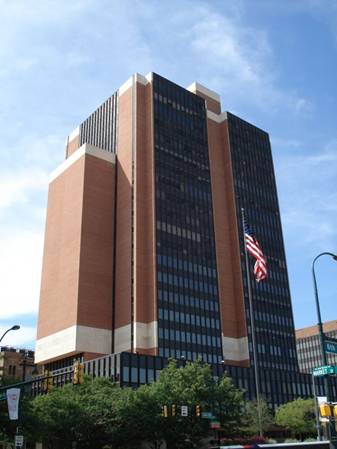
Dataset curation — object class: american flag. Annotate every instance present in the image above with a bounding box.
[244,224,267,282]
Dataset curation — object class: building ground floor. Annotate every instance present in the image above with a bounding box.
[50,351,335,410]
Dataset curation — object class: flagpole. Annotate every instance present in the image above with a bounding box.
[241,207,263,437]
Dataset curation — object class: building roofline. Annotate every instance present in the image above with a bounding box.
[186,81,220,102]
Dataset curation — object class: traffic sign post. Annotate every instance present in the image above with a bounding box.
[181,406,188,417]
[15,435,24,448]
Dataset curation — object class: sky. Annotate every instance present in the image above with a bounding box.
[0,0,337,349]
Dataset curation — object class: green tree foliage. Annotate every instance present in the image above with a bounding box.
[31,377,126,449]
[149,359,245,449]
[241,399,274,436]
[1,361,246,449]
[275,398,315,439]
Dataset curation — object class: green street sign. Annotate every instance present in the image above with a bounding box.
[210,420,221,429]
[325,340,337,355]
[313,365,337,377]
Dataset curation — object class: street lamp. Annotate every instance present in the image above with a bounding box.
[0,325,20,343]
[312,252,337,448]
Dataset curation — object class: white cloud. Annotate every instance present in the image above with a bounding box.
[275,139,337,250]
[0,133,64,217]
[182,4,312,115]
[0,170,48,210]
[0,231,43,319]
[0,0,311,118]
[0,133,63,326]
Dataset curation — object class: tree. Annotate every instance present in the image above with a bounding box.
[211,374,246,435]
[2,361,245,449]
[30,377,159,449]
[148,359,245,449]
[110,384,164,449]
[31,377,128,449]
[241,399,274,436]
[275,398,315,440]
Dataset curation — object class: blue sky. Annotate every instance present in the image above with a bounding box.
[1,0,336,349]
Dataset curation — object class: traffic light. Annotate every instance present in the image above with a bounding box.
[42,370,48,392]
[320,403,332,417]
[78,363,84,384]
[196,404,201,417]
[42,370,53,393]
[172,404,177,416]
[73,362,79,384]
[47,372,53,392]
[333,405,337,418]
[73,362,84,385]
[162,405,169,417]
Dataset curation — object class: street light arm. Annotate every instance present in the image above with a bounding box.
[312,252,337,267]
[0,325,21,343]
[312,252,337,337]
[0,328,11,343]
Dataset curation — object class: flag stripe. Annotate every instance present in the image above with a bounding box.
[244,223,267,283]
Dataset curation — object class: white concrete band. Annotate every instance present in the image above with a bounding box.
[207,110,228,123]
[35,325,112,364]
[68,126,80,142]
[222,335,249,361]
[135,73,148,86]
[119,76,134,96]
[114,324,132,353]
[187,82,221,102]
[119,73,149,96]
[49,143,116,183]
[134,321,158,349]
[145,72,153,82]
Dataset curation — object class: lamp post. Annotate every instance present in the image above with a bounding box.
[312,252,337,449]
[0,325,20,343]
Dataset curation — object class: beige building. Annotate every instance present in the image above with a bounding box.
[296,320,337,373]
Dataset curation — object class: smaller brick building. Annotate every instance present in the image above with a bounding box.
[0,347,36,381]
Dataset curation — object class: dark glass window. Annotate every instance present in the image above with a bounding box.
[153,74,222,362]
[227,112,298,371]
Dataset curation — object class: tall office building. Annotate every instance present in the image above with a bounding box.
[36,73,298,377]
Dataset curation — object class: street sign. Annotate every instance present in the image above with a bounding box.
[313,365,337,377]
[325,340,337,355]
[181,405,188,417]
[210,420,221,429]
[317,396,328,404]
[202,411,214,419]
[15,435,24,447]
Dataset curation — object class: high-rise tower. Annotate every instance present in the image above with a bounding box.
[36,73,297,374]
